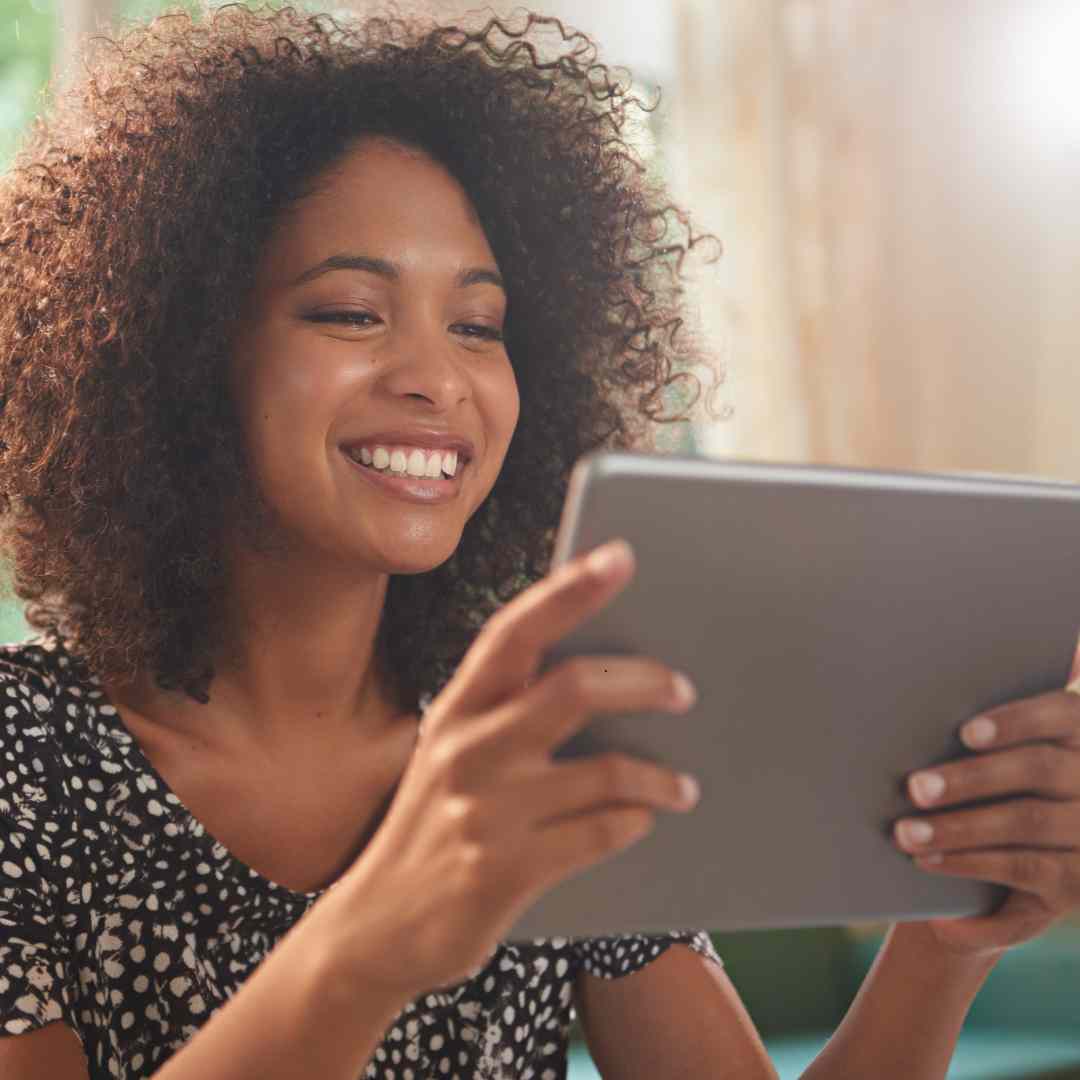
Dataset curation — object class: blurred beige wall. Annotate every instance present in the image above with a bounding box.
[669,0,1080,481]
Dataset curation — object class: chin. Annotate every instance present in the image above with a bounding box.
[375,538,462,576]
[388,555,455,576]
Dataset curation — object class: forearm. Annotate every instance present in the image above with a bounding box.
[151,887,411,1080]
[799,923,999,1080]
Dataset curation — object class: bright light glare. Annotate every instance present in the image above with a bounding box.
[999,1,1080,155]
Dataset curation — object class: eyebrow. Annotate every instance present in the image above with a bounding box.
[289,253,505,292]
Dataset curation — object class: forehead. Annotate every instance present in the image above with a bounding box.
[256,137,493,289]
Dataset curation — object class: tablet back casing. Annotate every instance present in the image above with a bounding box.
[507,453,1080,941]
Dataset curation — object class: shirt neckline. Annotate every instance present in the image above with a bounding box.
[51,630,405,905]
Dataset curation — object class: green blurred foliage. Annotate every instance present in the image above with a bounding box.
[115,0,280,27]
[0,0,54,169]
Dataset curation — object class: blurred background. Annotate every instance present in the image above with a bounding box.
[2,1,1080,1076]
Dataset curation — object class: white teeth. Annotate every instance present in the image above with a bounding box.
[406,449,427,477]
[349,444,462,478]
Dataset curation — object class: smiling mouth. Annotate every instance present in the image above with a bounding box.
[341,445,466,480]
[340,447,467,501]
[351,457,463,481]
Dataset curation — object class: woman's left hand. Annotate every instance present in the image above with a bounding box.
[894,649,1080,957]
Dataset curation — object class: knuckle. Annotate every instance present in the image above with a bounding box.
[1020,799,1051,834]
[628,808,655,836]
[547,561,598,611]
[1034,745,1062,788]
[636,659,674,696]
[942,765,968,800]
[594,810,649,851]
[446,794,486,843]
[1038,857,1067,902]
[568,555,604,592]
[429,737,473,789]
[559,658,594,705]
[935,815,963,845]
[1051,859,1069,899]
[486,604,526,649]
[426,736,457,777]
[461,713,505,757]
[589,815,622,851]
[598,753,635,797]
[1012,851,1047,887]
[457,839,489,882]
[478,601,509,640]
[1065,863,1080,907]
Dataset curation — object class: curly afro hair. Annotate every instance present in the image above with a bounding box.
[0,2,724,712]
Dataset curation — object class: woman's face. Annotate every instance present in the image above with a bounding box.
[229,137,519,576]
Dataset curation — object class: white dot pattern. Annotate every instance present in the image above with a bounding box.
[0,633,723,1078]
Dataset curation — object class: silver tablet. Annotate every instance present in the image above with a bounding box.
[507,452,1080,941]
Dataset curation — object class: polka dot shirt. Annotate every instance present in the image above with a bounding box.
[0,632,723,1079]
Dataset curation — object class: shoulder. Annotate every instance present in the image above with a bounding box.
[574,929,724,981]
[0,630,101,709]
[0,632,60,677]
[0,635,70,746]
[0,633,78,705]
[0,634,93,825]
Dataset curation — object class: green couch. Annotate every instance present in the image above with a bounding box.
[568,926,1080,1078]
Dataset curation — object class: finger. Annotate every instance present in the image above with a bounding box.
[530,805,657,893]
[437,538,636,721]
[1069,632,1080,684]
[923,890,1052,953]
[470,654,694,758]
[521,752,698,826]
[913,848,1075,905]
[894,797,1080,854]
[959,689,1080,754]
[906,743,1080,809]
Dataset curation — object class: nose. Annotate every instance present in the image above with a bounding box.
[376,318,471,409]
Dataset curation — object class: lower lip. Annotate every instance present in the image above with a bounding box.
[341,451,466,504]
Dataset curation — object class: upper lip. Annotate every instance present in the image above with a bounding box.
[339,429,475,464]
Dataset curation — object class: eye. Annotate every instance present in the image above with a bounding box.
[452,322,504,342]
[306,311,380,329]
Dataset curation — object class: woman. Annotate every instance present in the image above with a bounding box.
[0,5,1076,1079]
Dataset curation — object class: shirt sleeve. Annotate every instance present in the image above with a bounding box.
[574,928,724,980]
[0,671,80,1038]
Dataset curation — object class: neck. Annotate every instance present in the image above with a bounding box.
[112,539,413,754]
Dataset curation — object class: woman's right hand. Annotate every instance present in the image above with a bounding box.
[326,538,700,1002]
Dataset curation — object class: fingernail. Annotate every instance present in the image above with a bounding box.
[897,819,934,847]
[962,716,996,748]
[670,672,697,710]
[678,773,700,806]
[910,771,945,805]
[587,539,633,578]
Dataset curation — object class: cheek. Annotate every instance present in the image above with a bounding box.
[237,356,352,497]
[244,343,357,441]
[490,363,520,441]
[261,355,345,413]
